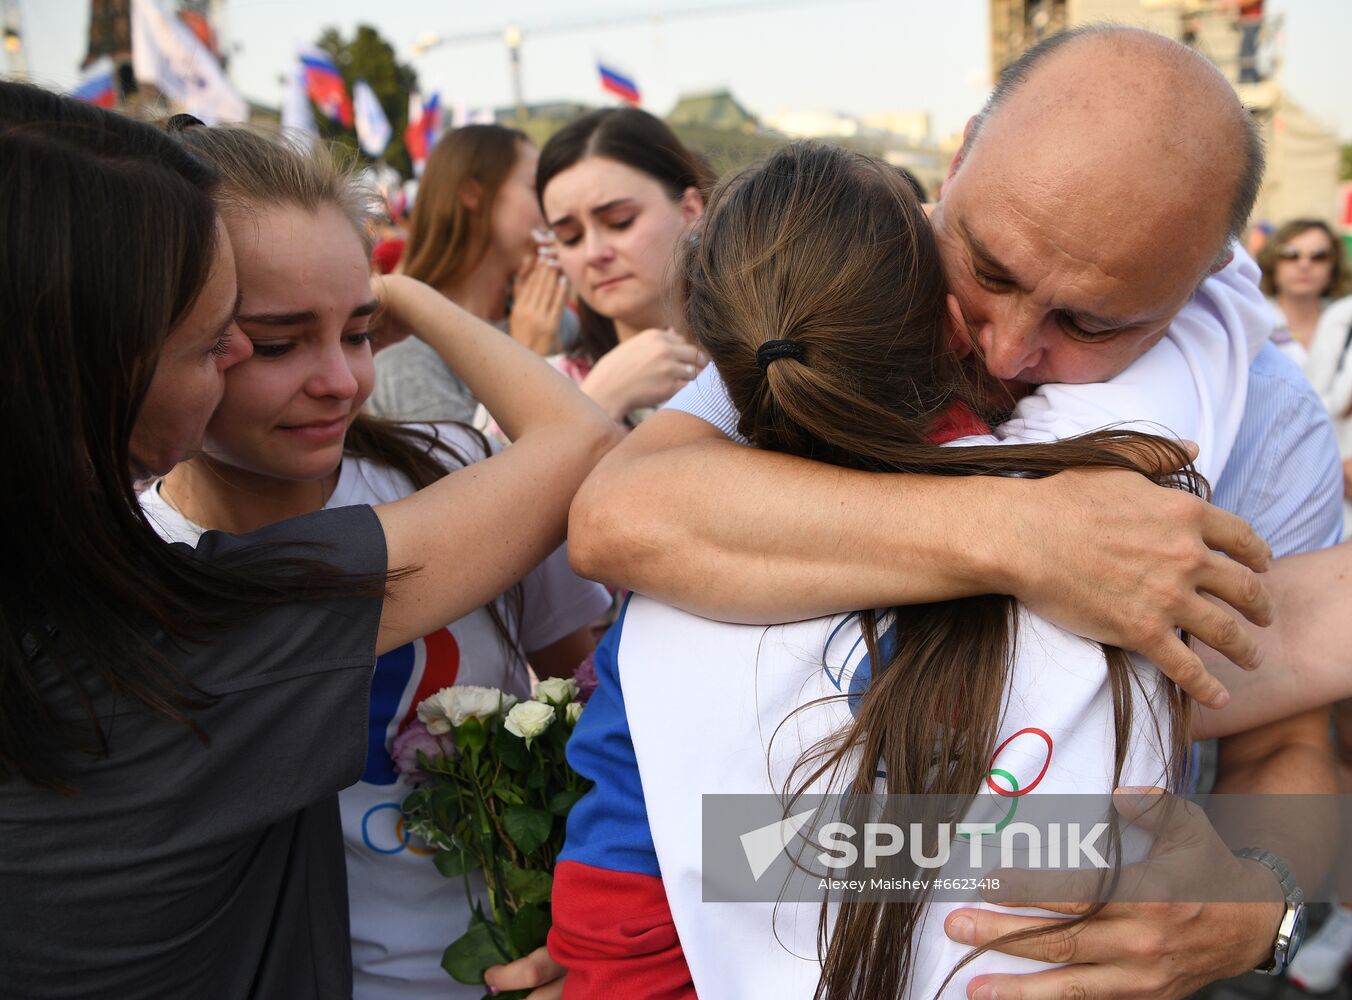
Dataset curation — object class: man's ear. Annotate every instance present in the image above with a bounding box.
[459,179,483,212]
[941,116,980,197]
[944,293,974,359]
[679,186,704,224]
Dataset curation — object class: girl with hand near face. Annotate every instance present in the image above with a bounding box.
[530,109,713,428]
[0,82,615,1000]
[148,125,611,1000]
[370,125,576,424]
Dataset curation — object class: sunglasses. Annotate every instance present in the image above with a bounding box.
[1276,246,1333,263]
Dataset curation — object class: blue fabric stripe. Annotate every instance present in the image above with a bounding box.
[560,597,662,877]
[363,641,415,785]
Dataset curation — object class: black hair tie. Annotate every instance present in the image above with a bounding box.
[166,113,206,132]
[756,339,806,370]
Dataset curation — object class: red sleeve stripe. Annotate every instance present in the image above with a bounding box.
[550,861,696,1000]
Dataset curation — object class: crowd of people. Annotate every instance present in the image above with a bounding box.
[2,20,1351,1000]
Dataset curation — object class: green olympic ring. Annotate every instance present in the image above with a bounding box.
[957,768,1019,838]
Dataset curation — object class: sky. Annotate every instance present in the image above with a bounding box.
[13,0,1352,142]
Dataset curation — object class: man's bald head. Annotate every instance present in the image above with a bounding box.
[962,25,1263,273]
[928,25,1266,387]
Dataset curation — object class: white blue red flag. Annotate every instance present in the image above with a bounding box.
[353,80,391,158]
[130,0,246,124]
[300,49,353,127]
[404,90,440,175]
[72,56,117,109]
[598,62,640,106]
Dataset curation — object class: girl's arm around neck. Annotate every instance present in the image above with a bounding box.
[371,276,622,654]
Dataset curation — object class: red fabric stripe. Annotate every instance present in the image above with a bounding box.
[398,629,459,732]
[549,861,695,1000]
[928,402,990,444]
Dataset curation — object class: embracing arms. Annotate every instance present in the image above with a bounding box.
[1194,540,1352,738]
[370,276,622,655]
[570,411,1271,708]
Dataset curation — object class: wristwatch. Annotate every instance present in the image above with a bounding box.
[1233,848,1308,976]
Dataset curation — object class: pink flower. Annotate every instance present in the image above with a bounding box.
[572,654,598,704]
[391,720,455,784]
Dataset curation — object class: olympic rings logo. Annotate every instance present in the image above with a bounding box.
[985,728,1053,797]
[961,728,1054,837]
[360,801,437,856]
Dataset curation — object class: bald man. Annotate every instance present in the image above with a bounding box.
[562,24,1346,1000]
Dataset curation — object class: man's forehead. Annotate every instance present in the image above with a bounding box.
[943,197,1184,329]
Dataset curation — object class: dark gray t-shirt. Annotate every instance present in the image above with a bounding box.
[0,505,386,999]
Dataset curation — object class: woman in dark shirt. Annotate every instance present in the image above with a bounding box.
[0,82,617,998]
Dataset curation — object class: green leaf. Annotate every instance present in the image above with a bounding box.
[508,903,552,956]
[490,778,525,806]
[504,866,553,906]
[547,788,586,816]
[456,717,488,753]
[433,846,476,878]
[502,805,553,855]
[526,767,547,790]
[401,787,430,815]
[493,724,532,771]
[429,783,461,832]
[442,919,509,984]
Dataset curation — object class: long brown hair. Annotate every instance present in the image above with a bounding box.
[681,142,1194,999]
[401,125,528,292]
[0,84,390,791]
[173,123,526,672]
[537,108,715,363]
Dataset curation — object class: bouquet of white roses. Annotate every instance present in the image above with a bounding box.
[396,676,589,996]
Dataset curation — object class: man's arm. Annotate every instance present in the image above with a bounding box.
[571,410,1272,707]
[1195,540,1352,738]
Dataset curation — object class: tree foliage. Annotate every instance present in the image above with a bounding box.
[1341,143,1351,183]
[315,24,417,176]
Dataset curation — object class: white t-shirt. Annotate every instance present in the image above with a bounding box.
[141,423,610,1000]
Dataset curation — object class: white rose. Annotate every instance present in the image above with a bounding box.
[565,702,583,726]
[416,685,515,734]
[504,701,556,741]
[449,685,516,726]
[534,677,578,706]
[416,687,457,735]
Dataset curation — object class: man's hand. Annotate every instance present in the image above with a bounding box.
[942,789,1283,1000]
[1009,458,1273,709]
[483,946,566,999]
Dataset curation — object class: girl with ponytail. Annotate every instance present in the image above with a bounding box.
[547,143,1193,999]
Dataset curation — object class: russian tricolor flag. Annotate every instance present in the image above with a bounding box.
[300,49,353,127]
[404,90,441,175]
[598,62,640,106]
[72,56,117,109]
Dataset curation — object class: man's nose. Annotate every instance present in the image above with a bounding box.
[978,302,1045,381]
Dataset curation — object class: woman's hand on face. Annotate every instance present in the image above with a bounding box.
[368,274,419,354]
[510,254,567,356]
[581,327,708,421]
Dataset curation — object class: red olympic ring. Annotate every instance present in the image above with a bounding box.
[985,727,1053,798]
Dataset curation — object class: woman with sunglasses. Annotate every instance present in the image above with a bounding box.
[1257,219,1350,366]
